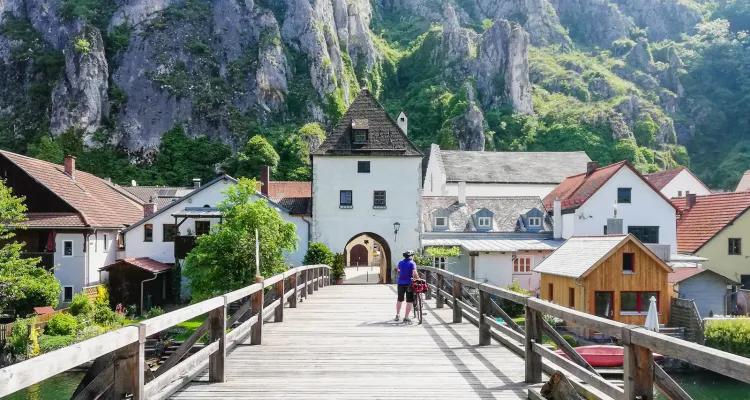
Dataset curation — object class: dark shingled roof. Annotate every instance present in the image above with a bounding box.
[421,196,553,233]
[313,89,422,157]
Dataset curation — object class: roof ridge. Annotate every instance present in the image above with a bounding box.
[688,191,750,199]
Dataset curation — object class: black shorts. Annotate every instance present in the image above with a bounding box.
[397,284,414,303]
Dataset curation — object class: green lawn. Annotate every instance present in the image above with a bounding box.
[172,315,206,342]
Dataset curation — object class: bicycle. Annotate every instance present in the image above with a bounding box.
[411,277,428,325]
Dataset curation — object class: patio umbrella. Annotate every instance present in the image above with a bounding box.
[644,296,659,332]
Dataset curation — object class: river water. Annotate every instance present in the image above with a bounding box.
[2,372,84,400]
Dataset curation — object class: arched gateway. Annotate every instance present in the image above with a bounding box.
[344,232,393,283]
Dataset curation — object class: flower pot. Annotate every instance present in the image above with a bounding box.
[336,279,343,285]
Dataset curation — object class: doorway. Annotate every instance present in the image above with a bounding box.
[349,244,368,266]
[343,232,392,284]
[595,291,614,319]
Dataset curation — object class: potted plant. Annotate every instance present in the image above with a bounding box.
[331,253,345,284]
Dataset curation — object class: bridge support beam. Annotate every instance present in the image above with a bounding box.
[452,280,462,323]
[251,277,264,345]
[524,306,543,384]
[478,287,491,346]
[113,323,145,400]
[622,326,654,400]
[436,274,444,308]
[275,279,284,322]
[209,299,227,382]
[289,272,298,308]
[425,271,432,300]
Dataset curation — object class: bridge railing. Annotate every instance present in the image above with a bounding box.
[419,266,750,400]
[0,265,331,400]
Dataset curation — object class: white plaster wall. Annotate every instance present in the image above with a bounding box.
[440,182,557,198]
[444,255,469,278]
[286,215,309,267]
[312,156,422,280]
[660,170,712,198]
[424,153,447,196]
[512,252,550,293]
[572,168,678,250]
[88,229,119,285]
[561,213,575,239]
[474,253,514,288]
[53,233,85,303]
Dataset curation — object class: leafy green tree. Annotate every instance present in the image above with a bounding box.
[633,113,658,147]
[152,124,232,185]
[225,135,280,179]
[303,242,335,266]
[183,178,298,301]
[29,136,64,164]
[0,182,60,316]
[276,123,325,181]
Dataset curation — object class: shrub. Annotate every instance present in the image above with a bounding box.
[705,318,750,358]
[96,286,109,305]
[69,293,93,316]
[8,317,37,357]
[303,242,335,266]
[331,253,345,280]
[498,280,530,318]
[92,302,119,325]
[74,37,91,55]
[28,325,40,357]
[147,306,165,319]
[413,253,431,266]
[45,313,77,336]
[76,324,105,342]
[126,304,138,317]
[38,334,76,353]
[543,313,563,327]
[562,334,579,348]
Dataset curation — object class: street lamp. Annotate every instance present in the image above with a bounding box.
[393,222,400,241]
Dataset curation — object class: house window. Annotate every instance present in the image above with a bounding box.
[163,224,178,242]
[548,283,554,301]
[353,130,367,143]
[603,225,608,235]
[63,286,74,303]
[514,256,531,273]
[433,257,446,270]
[144,224,153,242]
[118,233,125,249]
[478,216,492,228]
[686,191,690,196]
[628,226,659,244]
[569,288,575,308]
[729,238,742,255]
[623,253,635,273]
[373,191,386,208]
[195,221,211,236]
[528,217,541,227]
[434,217,447,227]
[621,291,659,313]
[358,161,370,173]
[617,188,632,203]
[678,191,682,197]
[103,234,108,252]
[63,240,73,257]
[340,190,353,208]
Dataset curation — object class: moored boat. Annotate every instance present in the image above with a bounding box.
[554,345,664,367]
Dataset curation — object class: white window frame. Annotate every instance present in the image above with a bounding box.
[528,217,542,227]
[103,234,109,252]
[514,256,532,273]
[63,286,74,302]
[433,257,446,270]
[63,240,74,257]
[477,216,492,228]
[434,217,447,227]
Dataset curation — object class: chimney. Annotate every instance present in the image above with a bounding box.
[586,161,599,177]
[397,111,408,136]
[64,155,76,179]
[192,178,201,188]
[144,201,157,218]
[104,177,112,183]
[458,181,466,205]
[553,200,562,239]
[607,218,623,235]
[260,166,270,197]
[687,193,697,209]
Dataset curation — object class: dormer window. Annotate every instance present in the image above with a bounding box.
[435,217,447,227]
[432,208,450,230]
[352,119,369,143]
[528,217,541,227]
[474,208,493,231]
[477,217,492,228]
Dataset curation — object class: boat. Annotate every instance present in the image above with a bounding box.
[553,345,664,367]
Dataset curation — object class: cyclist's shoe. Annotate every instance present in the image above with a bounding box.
[393,315,400,322]
[403,317,413,324]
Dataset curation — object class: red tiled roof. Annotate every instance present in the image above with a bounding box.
[25,213,87,228]
[100,258,172,273]
[736,170,750,192]
[33,306,55,315]
[645,166,711,193]
[1,151,144,228]
[668,268,738,284]
[673,192,750,253]
[269,181,311,215]
[543,161,679,212]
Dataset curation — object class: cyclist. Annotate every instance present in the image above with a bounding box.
[394,250,419,323]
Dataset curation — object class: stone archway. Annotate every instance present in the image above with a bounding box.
[349,244,368,266]
[344,232,393,284]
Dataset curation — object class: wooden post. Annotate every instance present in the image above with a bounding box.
[209,300,227,382]
[623,325,654,400]
[314,267,320,291]
[289,272,298,308]
[275,279,284,322]
[452,279,462,323]
[113,324,145,399]
[302,269,308,299]
[524,306,543,384]
[478,287,491,346]
[251,277,264,345]
[436,274,444,308]
[425,270,432,300]
[307,268,314,295]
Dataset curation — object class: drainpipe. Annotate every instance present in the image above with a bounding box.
[301,216,312,246]
[574,278,585,312]
[141,273,159,316]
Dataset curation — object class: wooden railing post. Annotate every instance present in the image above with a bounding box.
[251,277,264,345]
[436,273,444,308]
[275,279,284,322]
[113,324,145,399]
[302,269,308,300]
[209,299,227,382]
[314,267,320,291]
[524,304,543,383]
[622,326,654,400]
[425,270,433,300]
[289,272,298,308]
[307,268,314,295]
[453,279,462,323]
[478,286,491,346]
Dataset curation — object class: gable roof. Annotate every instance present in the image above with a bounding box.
[100,257,172,273]
[668,268,739,285]
[0,151,144,228]
[122,185,195,209]
[421,196,552,232]
[312,89,422,157]
[533,234,673,278]
[438,148,590,184]
[268,181,311,215]
[736,170,750,192]
[672,192,750,253]
[542,161,680,212]
[645,166,711,193]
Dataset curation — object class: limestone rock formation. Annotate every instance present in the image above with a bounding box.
[549,0,632,47]
[613,0,702,42]
[440,4,475,62]
[626,38,654,73]
[453,83,486,151]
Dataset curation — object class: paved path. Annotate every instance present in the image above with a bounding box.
[172,285,532,399]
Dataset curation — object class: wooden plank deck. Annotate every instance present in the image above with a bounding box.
[171,285,533,399]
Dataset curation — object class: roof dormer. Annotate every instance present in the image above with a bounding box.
[432,208,450,231]
[520,207,545,232]
[352,119,369,144]
[473,208,493,231]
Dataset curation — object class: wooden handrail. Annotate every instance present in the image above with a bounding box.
[0,264,330,399]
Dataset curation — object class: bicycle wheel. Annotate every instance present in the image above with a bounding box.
[416,293,423,324]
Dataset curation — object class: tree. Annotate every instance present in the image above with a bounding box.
[303,242,335,266]
[152,124,232,186]
[0,181,60,315]
[225,135,280,179]
[183,178,298,301]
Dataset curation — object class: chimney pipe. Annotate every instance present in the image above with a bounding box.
[553,200,562,240]
[260,166,270,197]
[397,111,408,136]
[144,202,157,218]
[64,155,76,179]
[687,193,697,209]
[586,161,599,177]
[457,181,466,205]
[192,178,201,188]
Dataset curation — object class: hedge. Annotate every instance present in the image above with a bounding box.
[705,318,750,358]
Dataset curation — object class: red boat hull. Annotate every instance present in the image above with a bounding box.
[554,345,664,368]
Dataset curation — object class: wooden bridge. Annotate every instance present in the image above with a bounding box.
[2,265,750,399]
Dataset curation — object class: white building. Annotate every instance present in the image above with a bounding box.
[421,195,562,292]
[423,144,591,198]
[0,151,145,306]
[645,166,712,199]
[544,161,679,256]
[311,88,423,283]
